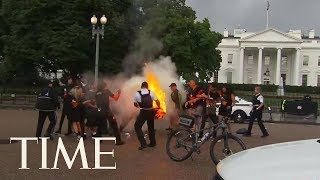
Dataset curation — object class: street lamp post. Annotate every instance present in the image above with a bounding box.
[91,14,107,84]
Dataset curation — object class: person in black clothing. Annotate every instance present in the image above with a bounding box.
[220,85,236,111]
[95,81,124,145]
[55,77,73,135]
[83,83,98,137]
[244,86,269,138]
[218,85,235,118]
[199,83,220,137]
[70,86,85,141]
[134,82,160,150]
[35,80,60,139]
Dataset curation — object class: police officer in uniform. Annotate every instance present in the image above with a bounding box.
[35,80,60,139]
[134,82,160,150]
[244,86,269,138]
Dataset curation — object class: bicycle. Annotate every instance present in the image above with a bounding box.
[166,114,246,165]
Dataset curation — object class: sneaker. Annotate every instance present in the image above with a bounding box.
[138,145,147,150]
[65,132,72,136]
[44,134,54,140]
[261,134,269,138]
[147,143,156,147]
[243,133,252,137]
[82,135,87,140]
[77,135,81,141]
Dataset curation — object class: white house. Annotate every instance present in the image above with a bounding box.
[218,28,320,87]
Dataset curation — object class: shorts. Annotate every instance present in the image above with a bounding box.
[187,106,204,126]
[70,108,81,122]
[86,117,97,127]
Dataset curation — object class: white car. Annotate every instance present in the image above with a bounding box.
[216,96,252,123]
[216,139,320,180]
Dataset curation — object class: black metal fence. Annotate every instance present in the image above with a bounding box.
[0,92,319,114]
[235,91,320,114]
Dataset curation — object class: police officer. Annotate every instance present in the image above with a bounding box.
[134,82,160,150]
[35,80,60,139]
[244,86,269,138]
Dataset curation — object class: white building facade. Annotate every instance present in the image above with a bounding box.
[218,28,320,87]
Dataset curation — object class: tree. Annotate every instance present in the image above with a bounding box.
[0,0,222,85]
[0,0,133,84]
[129,0,223,82]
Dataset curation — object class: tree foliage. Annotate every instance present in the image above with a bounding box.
[0,0,222,85]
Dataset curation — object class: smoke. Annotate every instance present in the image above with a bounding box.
[85,1,185,132]
[106,56,185,132]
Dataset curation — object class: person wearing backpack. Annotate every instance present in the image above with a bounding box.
[134,82,160,150]
[35,80,60,139]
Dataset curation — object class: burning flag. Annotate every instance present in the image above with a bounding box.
[145,67,167,119]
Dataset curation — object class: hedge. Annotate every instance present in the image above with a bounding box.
[1,83,319,95]
[194,83,319,95]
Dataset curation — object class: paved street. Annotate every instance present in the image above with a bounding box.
[0,109,320,180]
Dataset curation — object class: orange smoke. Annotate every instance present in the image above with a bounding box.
[145,68,167,119]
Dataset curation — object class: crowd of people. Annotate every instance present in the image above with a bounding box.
[35,77,269,151]
[35,77,124,145]
[167,80,269,138]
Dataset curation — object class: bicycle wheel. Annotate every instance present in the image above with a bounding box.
[210,134,246,165]
[166,127,195,162]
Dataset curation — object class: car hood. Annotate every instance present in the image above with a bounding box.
[216,96,252,105]
[217,139,320,180]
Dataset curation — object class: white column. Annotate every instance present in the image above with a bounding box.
[239,47,244,84]
[294,48,301,86]
[275,48,282,85]
[257,47,263,84]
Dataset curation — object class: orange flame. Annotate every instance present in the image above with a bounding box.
[145,68,167,119]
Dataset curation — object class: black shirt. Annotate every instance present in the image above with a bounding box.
[221,93,233,106]
[187,86,205,108]
[209,91,220,101]
[96,89,114,112]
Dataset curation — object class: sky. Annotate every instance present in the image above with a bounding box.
[186,0,320,35]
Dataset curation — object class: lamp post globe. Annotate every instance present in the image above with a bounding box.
[91,15,98,25]
[100,15,107,25]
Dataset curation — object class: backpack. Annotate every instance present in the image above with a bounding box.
[138,90,153,108]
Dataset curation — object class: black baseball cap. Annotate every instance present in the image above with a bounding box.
[169,83,177,87]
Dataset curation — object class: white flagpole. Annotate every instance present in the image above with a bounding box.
[266,1,270,29]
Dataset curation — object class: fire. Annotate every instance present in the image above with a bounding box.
[145,69,167,119]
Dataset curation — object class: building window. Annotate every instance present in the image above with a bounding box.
[303,56,309,66]
[281,56,288,67]
[281,74,286,86]
[318,56,320,66]
[317,75,320,87]
[227,72,232,83]
[302,74,308,86]
[248,55,253,65]
[264,56,270,66]
[227,54,233,64]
